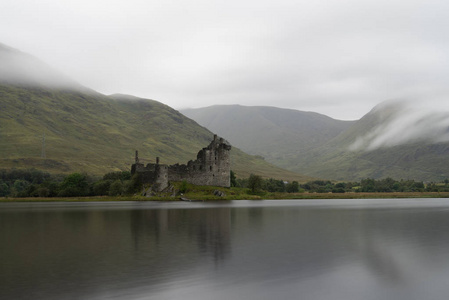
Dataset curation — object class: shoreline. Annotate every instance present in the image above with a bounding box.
[2,192,449,202]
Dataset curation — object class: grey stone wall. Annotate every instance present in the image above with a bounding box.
[168,136,231,187]
[131,135,231,191]
[131,161,169,191]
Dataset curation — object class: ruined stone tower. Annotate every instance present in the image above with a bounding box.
[169,134,232,187]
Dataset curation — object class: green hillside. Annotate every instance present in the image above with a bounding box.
[0,85,310,182]
[0,85,308,181]
[181,105,354,169]
[0,42,315,182]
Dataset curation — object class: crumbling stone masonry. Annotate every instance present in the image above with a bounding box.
[131,155,169,192]
[131,135,231,191]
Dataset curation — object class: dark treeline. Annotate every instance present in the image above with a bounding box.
[2,169,449,198]
[233,173,300,193]
[0,169,141,197]
[233,173,449,194]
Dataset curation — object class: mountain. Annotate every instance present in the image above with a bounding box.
[291,100,449,182]
[0,44,310,182]
[183,102,449,182]
[181,105,354,169]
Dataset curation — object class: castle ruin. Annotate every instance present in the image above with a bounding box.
[131,135,231,192]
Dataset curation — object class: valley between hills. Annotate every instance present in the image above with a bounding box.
[2,42,449,183]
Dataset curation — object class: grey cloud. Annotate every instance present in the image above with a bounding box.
[2,0,449,120]
[0,43,81,89]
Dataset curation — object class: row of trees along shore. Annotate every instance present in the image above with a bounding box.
[0,169,139,197]
[233,173,449,194]
[1,169,449,198]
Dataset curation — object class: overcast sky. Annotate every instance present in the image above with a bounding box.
[2,0,449,120]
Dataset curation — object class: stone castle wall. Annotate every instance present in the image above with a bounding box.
[168,136,231,187]
[131,157,169,192]
[131,135,231,191]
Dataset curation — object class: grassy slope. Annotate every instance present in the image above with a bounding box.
[181,105,354,169]
[0,85,311,182]
[291,102,449,182]
[183,102,449,182]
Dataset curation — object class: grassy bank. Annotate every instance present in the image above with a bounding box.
[2,190,449,202]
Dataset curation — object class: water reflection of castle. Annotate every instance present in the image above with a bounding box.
[130,207,231,264]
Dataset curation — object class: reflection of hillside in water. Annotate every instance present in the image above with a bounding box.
[352,208,449,286]
[227,205,449,289]
[0,205,232,299]
[2,202,449,299]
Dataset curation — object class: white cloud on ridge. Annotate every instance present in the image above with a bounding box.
[349,99,449,151]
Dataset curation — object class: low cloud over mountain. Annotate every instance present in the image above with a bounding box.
[349,99,449,151]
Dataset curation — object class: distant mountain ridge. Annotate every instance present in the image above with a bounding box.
[291,101,449,181]
[0,43,310,182]
[5,42,448,182]
[183,102,449,182]
[181,105,354,169]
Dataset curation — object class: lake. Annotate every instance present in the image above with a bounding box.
[2,199,449,299]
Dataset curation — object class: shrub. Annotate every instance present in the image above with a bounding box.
[179,180,188,193]
[109,180,124,196]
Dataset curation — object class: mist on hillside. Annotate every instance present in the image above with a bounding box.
[0,43,81,89]
[349,99,449,151]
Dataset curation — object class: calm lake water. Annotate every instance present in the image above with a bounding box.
[2,199,449,300]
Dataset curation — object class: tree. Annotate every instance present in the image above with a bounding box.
[376,177,396,192]
[109,180,124,196]
[179,180,188,193]
[36,187,50,197]
[0,180,9,197]
[126,173,142,194]
[58,173,89,197]
[103,171,131,181]
[286,181,299,193]
[230,170,237,187]
[235,178,248,188]
[360,178,375,192]
[11,179,30,197]
[93,180,113,196]
[247,174,263,193]
[265,178,285,192]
